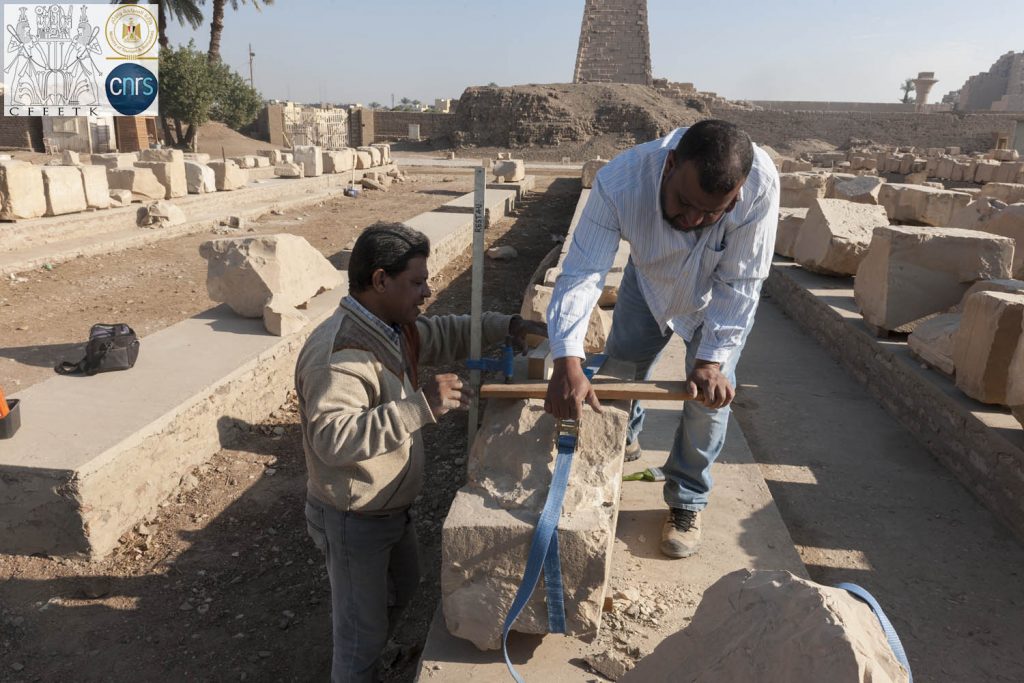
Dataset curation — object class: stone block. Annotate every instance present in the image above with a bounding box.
[136,200,186,228]
[354,150,373,169]
[292,145,323,177]
[257,150,282,164]
[520,283,609,353]
[1008,316,1024,411]
[775,207,808,258]
[0,160,46,220]
[207,160,247,191]
[79,165,110,209]
[908,313,959,375]
[61,150,81,166]
[358,146,382,167]
[952,200,1024,278]
[253,156,270,168]
[442,399,628,651]
[493,159,526,183]
[263,302,308,336]
[322,149,356,174]
[792,199,890,276]
[779,172,827,208]
[993,149,1020,162]
[108,189,133,207]
[781,160,813,172]
[878,183,972,227]
[854,226,1015,332]
[953,291,1024,404]
[41,166,88,216]
[274,162,303,178]
[184,161,216,194]
[979,183,1024,205]
[974,160,1000,183]
[232,155,258,169]
[183,152,211,164]
[139,149,184,164]
[371,143,391,164]
[107,167,168,201]
[954,279,1024,312]
[91,152,138,170]
[199,233,344,317]
[582,158,607,189]
[832,176,883,205]
[135,160,187,199]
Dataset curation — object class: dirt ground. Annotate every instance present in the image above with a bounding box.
[0,173,581,682]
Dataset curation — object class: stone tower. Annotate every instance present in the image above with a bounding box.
[573,0,653,86]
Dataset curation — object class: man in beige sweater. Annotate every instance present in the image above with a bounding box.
[296,222,544,682]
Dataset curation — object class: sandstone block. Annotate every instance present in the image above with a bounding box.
[775,207,808,258]
[622,569,909,683]
[139,149,184,164]
[1007,316,1024,412]
[358,146,382,167]
[952,200,1024,278]
[256,150,281,164]
[781,160,813,172]
[184,161,216,194]
[953,291,1024,404]
[493,159,526,183]
[878,183,972,227]
[292,145,323,177]
[322,149,356,174]
[442,399,628,651]
[106,167,167,201]
[254,156,270,168]
[183,152,211,164]
[61,150,81,166]
[854,226,1014,331]
[779,172,827,208]
[582,158,607,189]
[832,176,883,205]
[41,166,88,216]
[974,160,1000,183]
[520,283,609,353]
[793,199,889,276]
[371,143,391,164]
[0,161,46,220]
[262,302,308,336]
[199,233,343,317]
[232,155,258,169]
[207,160,247,191]
[91,152,138,170]
[993,149,1020,162]
[108,189,133,207]
[908,313,959,375]
[79,165,110,209]
[135,160,187,199]
[274,162,303,178]
[979,183,1024,205]
[136,200,186,228]
[354,150,373,169]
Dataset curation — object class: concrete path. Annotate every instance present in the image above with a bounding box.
[417,336,805,681]
[732,298,1024,682]
[394,156,582,171]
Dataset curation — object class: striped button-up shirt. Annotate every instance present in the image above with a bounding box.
[548,127,779,364]
[342,295,402,346]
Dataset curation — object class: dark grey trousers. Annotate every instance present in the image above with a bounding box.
[305,496,420,683]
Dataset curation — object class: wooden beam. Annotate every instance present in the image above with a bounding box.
[480,379,698,401]
[526,339,552,380]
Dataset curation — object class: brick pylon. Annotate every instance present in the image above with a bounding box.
[573,0,653,86]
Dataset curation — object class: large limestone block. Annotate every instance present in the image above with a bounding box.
[908,313,959,375]
[781,159,813,172]
[1008,316,1024,413]
[262,301,308,336]
[979,183,1024,204]
[442,399,629,651]
[370,143,391,164]
[974,159,1000,183]
[358,146,382,167]
[91,152,138,169]
[792,199,889,276]
[199,233,343,317]
[952,200,1024,278]
[274,162,303,178]
[953,291,1024,405]
[206,160,247,191]
[292,145,323,177]
[582,158,607,189]
[183,152,211,164]
[622,569,909,683]
[956,279,1024,311]
[322,149,356,174]
[257,149,283,165]
[184,161,216,194]
[493,159,526,183]
[139,149,184,164]
[520,283,609,353]
[878,183,972,227]
[779,172,827,208]
[354,150,373,169]
[41,166,88,216]
[775,207,808,258]
[79,165,110,209]
[832,176,883,205]
[106,167,166,201]
[135,160,187,199]
[0,161,46,220]
[854,226,1015,332]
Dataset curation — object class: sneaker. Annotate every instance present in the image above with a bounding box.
[624,439,641,462]
[661,507,702,559]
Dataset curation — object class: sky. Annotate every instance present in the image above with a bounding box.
[156,0,1023,106]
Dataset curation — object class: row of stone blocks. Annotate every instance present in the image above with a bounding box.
[271,143,392,179]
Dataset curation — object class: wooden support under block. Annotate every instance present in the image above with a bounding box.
[480,379,698,401]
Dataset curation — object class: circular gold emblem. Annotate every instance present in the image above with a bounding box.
[106,5,157,58]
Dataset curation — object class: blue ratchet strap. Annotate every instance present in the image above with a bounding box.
[836,583,912,682]
[467,338,516,382]
[502,354,606,683]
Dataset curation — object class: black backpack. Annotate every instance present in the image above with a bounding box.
[56,323,141,376]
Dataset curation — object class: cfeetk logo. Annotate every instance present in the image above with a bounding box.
[2,3,159,118]
[106,63,158,116]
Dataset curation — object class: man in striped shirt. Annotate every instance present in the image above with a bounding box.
[544,119,779,559]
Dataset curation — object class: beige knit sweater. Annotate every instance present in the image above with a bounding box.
[296,298,513,512]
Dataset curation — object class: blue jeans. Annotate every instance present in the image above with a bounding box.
[305,496,420,683]
[604,260,746,512]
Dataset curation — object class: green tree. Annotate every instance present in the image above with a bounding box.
[368,101,382,110]
[900,78,915,104]
[113,0,202,48]
[209,59,263,129]
[208,0,273,62]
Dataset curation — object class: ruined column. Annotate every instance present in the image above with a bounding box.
[573,0,653,86]
[912,71,938,112]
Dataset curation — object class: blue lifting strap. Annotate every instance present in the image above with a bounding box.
[502,354,606,683]
[836,582,913,682]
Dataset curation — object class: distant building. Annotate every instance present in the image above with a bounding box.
[944,51,1024,112]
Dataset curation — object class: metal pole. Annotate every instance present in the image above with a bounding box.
[248,44,255,88]
[467,166,486,451]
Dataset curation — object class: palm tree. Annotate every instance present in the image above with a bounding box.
[899,78,916,104]
[113,0,202,48]
[368,102,382,110]
[208,0,273,63]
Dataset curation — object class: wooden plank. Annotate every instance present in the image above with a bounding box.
[480,379,698,401]
[526,339,552,380]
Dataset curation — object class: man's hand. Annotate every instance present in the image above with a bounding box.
[422,373,472,418]
[544,357,602,419]
[686,360,734,409]
[508,315,548,354]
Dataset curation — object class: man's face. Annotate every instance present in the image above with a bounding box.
[377,255,432,325]
[660,152,743,231]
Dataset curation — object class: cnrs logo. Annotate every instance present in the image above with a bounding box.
[105,63,158,116]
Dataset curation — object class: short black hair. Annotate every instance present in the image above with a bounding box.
[348,222,431,293]
[674,120,754,195]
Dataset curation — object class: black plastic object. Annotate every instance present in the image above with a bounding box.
[0,399,21,439]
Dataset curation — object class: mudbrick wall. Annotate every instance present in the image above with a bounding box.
[372,111,455,143]
[716,109,1022,153]
[765,265,1024,544]
[0,94,43,150]
[574,0,652,86]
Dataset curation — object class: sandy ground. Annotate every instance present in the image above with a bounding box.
[0,174,582,683]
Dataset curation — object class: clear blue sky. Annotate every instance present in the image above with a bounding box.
[164,0,1023,106]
